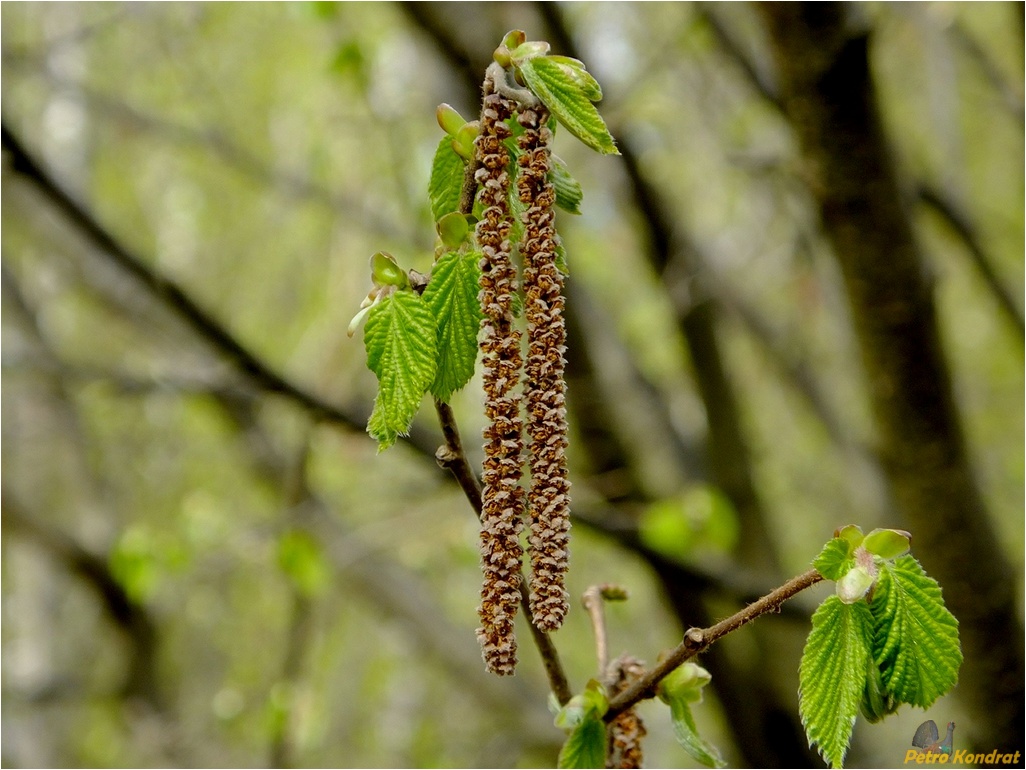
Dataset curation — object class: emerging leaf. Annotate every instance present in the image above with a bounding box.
[860,658,898,723]
[550,154,584,215]
[422,251,483,401]
[666,698,726,768]
[557,716,606,769]
[869,556,962,709]
[658,662,713,706]
[363,291,438,449]
[516,56,618,155]
[813,537,855,581]
[436,212,469,249]
[799,595,874,768]
[834,524,865,549]
[862,528,911,560]
[429,136,465,222]
[436,102,467,136]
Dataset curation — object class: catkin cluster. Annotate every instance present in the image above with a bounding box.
[474,85,525,676]
[475,76,572,675]
[516,104,571,632]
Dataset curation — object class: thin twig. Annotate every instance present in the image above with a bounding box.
[581,586,610,678]
[604,568,823,721]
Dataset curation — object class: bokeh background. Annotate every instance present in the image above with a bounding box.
[2,3,1022,767]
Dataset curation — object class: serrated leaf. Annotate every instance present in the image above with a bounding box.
[422,251,483,401]
[557,715,606,769]
[429,136,465,221]
[667,698,726,768]
[364,291,437,449]
[869,556,961,709]
[548,55,603,101]
[860,657,898,723]
[814,537,855,581]
[550,154,583,215]
[799,595,874,768]
[517,57,618,155]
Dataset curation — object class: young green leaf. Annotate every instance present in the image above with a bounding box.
[658,662,725,768]
[547,55,603,101]
[557,715,606,769]
[666,698,726,768]
[516,56,618,155]
[550,154,583,215]
[422,251,483,401]
[860,658,898,723]
[813,537,855,581]
[364,291,437,449]
[429,136,465,222]
[869,556,961,708]
[799,595,874,769]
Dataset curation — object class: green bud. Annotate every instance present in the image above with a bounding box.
[862,528,911,560]
[509,40,550,66]
[436,212,469,249]
[370,251,409,289]
[452,121,479,161]
[599,584,629,602]
[833,524,864,551]
[658,662,712,705]
[435,103,467,136]
[501,29,527,51]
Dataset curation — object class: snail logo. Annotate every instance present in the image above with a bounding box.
[912,720,955,758]
[903,720,1022,766]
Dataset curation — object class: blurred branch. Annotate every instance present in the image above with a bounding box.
[1,491,163,710]
[698,6,1025,344]
[2,121,374,439]
[947,16,1025,127]
[916,182,1025,338]
[1,62,408,241]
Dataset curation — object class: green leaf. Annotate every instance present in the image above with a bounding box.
[436,212,469,249]
[869,556,961,709]
[557,716,606,769]
[813,537,855,581]
[799,595,874,768]
[422,251,483,401]
[860,658,898,723]
[363,291,437,449]
[516,56,618,155]
[554,236,569,278]
[667,698,726,768]
[550,154,583,215]
[547,55,603,101]
[429,136,465,221]
[658,663,723,767]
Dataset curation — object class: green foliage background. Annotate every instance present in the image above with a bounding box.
[2,3,1021,767]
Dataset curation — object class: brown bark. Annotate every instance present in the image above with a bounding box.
[761,3,1024,755]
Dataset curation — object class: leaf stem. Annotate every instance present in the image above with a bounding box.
[604,568,824,721]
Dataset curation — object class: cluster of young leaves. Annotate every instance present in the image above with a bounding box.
[551,661,723,769]
[354,30,617,451]
[800,526,962,768]
[352,247,482,449]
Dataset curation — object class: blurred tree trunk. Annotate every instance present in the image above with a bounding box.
[761,3,1024,755]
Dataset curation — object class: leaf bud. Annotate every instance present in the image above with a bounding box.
[435,103,467,136]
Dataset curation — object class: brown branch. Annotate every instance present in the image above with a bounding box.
[604,568,823,721]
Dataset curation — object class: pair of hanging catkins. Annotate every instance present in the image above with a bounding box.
[475,77,571,676]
